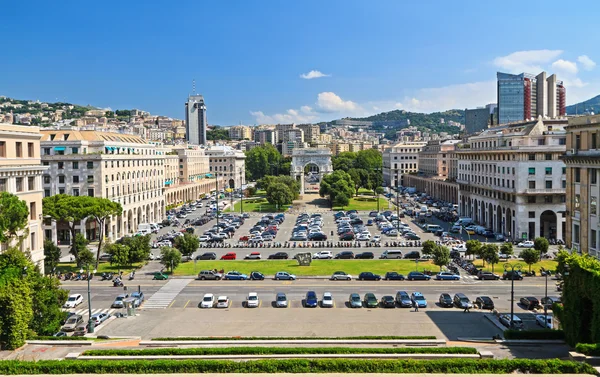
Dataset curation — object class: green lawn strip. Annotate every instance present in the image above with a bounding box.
[83,347,477,356]
[504,329,565,340]
[226,199,287,213]
[152,335,436,341]
[173,259,437,276]
[470,259,558,274]
[55,262,145,274]
[333,197,391,211]
[28,336,90,341]
[0,359,593,374]
[575,343,600,356]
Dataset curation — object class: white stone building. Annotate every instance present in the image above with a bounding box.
[383,142,426,188]
[205,145,246,189]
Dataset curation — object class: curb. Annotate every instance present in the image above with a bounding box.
[495,339,566,345]
[26,340,94,346]
[139,339,447,346]
[74,353,481,360]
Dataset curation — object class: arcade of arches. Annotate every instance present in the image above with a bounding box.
[404,175,458,204]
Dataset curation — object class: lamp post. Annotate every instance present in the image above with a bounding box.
[396,185,401,235]
[240,167,244,215]
[374,167,382,214]
[503,262,522,329]
[215,172,220,225]
[80,265,97,333]
[544,272,549,328]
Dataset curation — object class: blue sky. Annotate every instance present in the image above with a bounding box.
[2,0,599,125]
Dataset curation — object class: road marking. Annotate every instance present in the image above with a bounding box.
[183,300,190,308]
[168,300,176,308]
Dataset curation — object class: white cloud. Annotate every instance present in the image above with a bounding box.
[551,59,578,75]
[300,70,330,80]
[249,107,318,124]
[316,92,359,113]
[396,81,497,113]
[493,49,563,73]
[578,55,596,71]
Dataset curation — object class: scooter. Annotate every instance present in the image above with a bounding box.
[113,279,124,287]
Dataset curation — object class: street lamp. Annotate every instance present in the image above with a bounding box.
[503,262,522,329]
[80,265,97,333]
[374,167,382,214]
[215,172,220,225]
[239,167,244,215]
[396,186,401,235]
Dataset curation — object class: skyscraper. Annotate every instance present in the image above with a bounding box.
[185,94,207,145]
[497,71,566,124]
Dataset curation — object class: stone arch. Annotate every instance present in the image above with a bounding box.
[540,210,557,240]
[290,148,333,194]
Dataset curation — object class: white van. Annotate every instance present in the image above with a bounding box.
[380,250,403,259]
[425,224,443,233]
[138,223,152,233]
[456,218,473,226]
[336,217,351,223]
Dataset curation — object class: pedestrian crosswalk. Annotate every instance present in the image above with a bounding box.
[63,307,119,317]
[143,278,192,309]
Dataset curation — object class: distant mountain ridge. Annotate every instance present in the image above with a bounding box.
[567,95,600,115]
[346,109,464,136]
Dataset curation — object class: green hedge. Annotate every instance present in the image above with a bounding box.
[503,329,565,340]
[151,335,437,341]
[82,346,477,356]
[28,336,90,341]
[575,343,600,356]
[0,359,594,374]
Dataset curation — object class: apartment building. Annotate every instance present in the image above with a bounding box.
[0,124,46,272]
[383,142,426,188]
[205,145,246,189]
[297,124,320,142]
[562,115,600,257]
[457,118,567,241]
[275,124,295,143]
[228,125,253,140]
[417,140,460,179]
[254,129,277,145]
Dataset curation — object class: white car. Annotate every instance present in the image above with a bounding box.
[63,294,83,308]
[321,292,334,308]
[200,293,215,308]
[250,236,263,243]
[372,235,381,243]
[313,251,333,259]
[356,234,370,241]
[518,240,535,248]
[198,235,211,242]
[536,314,553,328]
[452,244,467,252]
[246,292,259,308]
[331,271,352,280]
[216,296,230,308]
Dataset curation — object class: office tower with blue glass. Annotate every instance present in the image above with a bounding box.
[185,94,207,146]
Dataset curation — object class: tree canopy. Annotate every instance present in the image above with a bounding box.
[206,126,231,141]
[174,233,200,257]
[519,248,541,272]
[87,198,122,268]
[332,150,383,194]
[245,144,281,181]
[319,170,355,208]
[0,192,29,244]
[431,245,450,271]
[160,247,181,272]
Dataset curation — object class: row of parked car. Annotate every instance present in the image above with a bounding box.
[290,213,328,241]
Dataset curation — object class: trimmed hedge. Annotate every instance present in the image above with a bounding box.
[0,359,594,374]
[82,346,477,356]
[575,343,600,356]
[503,329,565,340]
[151,335,437,341]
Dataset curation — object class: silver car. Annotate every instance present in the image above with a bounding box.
[275,293,288,308]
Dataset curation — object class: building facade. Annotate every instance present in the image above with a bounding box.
[382,142,426,188]
[297,124,320,142]
[0,124,46,272]
[464,107,491,135]
[205,145,246,189]
[228,126,253,140]
[457,118,567,241]
[562,115,600,257]
[418,140,460,179]
[185,94,207,145]
[254,129,277,145]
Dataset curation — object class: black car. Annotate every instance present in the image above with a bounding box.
[308,233,327,241]
[334,251,354,259]
[196,252,217,260]
[475,296,495,310]
[404,251,421,259]
[358,272,381,281]
[355,252,374,259]
[268,252,288,260]
[438,293,453,308]
[380,295,396,308]
[250,271,265,280]
[384,272,405,281]
[502,270,523,280]
[407,271,431,281]
[520,296,540,310]
[340,232,355,241]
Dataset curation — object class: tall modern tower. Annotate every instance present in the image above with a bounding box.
[185,94,207,145]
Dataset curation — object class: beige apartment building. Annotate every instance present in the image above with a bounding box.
[383,142,426,187]
[418,140,460,179]
[297,124,320,142]
[0,124,46,272]
[206,145,246,189]
[228,125,253,140]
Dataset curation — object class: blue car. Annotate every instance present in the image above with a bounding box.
[224,271,248,280]
[305,291,318,308]
[435,272,460,281]
[411,292,428,308]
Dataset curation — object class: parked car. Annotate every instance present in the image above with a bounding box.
[411,292,428,308]
[224,271,248,280]
[520,296,540,310]
[244,252,262,260]
[358,272,381,281]
[275,293,288,308]
[384,272,405,281]
[517,240,535,248]
[246,292,260,308]
[321,292,334,308]
[475,296,495,310]
[331,271,352,281]
[73,324,89,337]
[198,270,223,280]
[200,293,215,308]
[453,293,473,309]
[61,314,83,332]
[268,252,289,260]
[364,293,378,308]
[435,272,460,281]
[541,296,561,307]
[499,314,524,329]
[274,271,296,280]
[131,291,145,307]
[90,312,110,326]
[380,295,396,308]
[438,293,453,308]
[395,291,412,308]
[354,252,375,259]
[451,244,467,252]
[404,251,421,259]
[313,251,333,259]
[111,293,129,308]
[405,233,421,240]
[305,291,318,308]
[349,293,363,308]
[407,271,431,281]
[196,252,217,260]
[502,270,523,280]
[216,296,230,308]
[334,251,355,259]
[535,314,553,328]
[478,271,500,280]
[250,271,265,280]
[63,294,83,309]
[220,252,236,260]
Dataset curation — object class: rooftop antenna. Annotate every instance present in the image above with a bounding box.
[192,79,196,95]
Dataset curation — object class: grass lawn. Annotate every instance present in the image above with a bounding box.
[55,261,145,274]
[256,189,267,195]
[357,188,376,195]
[226,198,288,213]
[470,258,558,273]
[333,196,391,211]
[174,259,437,277]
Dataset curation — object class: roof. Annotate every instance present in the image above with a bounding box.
[40,130,148,144]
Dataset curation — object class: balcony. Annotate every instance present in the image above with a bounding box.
[521,188,565,195]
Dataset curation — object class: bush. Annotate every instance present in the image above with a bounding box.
[0,359,594,374]
[575,343,600,356]
[83,346,477,356]
[151,335,437,341]
[504,329,565,340]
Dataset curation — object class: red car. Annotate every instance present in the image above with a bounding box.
[239,235,250,241]
[221,252,237,260]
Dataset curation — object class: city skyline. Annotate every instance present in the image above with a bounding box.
[1,1,599,125]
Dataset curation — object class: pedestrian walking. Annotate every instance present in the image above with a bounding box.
[463,305,470,313]
[413,301,419,312]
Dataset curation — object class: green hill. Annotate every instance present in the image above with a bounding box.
[353,109,464,125]
[567,95,600,115]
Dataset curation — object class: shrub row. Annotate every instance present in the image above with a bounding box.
[503,329,565,340]
[575,343,600,356]
[151,335,437,341]
[0,359,594,374]
[82,346,477,356]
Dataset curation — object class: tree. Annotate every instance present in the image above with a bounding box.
[500,242,514,259]
[519,248,541,272]
[174,233,200,257]
[245,144,280,181]
[465,239,481,260]
[534,237,550,255]
[77,248,96,267]
[480,243,499,270]
[105,243,130,266]
[43,240,61,274]
[332,152,357,172]
[431,245,450,271]
[118,235,151,264]
[28,273,68,337]
[245,186,257,197]
[160,247,181,272]
[88,198,122,269]
[333,192,350,208]
[348,168,368,196]
[43,195,92,258]
[71,233,89,262]
[266,182,294,208]
[320,170,355,207]
[0,192,29,244]
[421,240,437,256]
